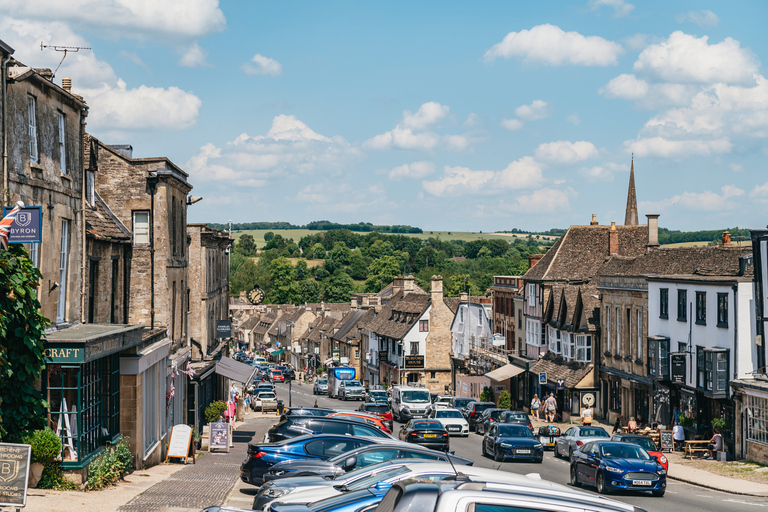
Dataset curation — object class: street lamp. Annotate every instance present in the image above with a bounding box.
[285,320,295,408]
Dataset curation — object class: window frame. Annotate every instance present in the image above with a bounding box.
[696,291,707,325]
[717,293,729,328]
[133,211,150,245]
[57,219,70,324]
[28,95,39,164]
[575,334,592,363]
[410,342,419,356]
[57,111,67,174]
[659,288,669,319]
[527,283,536,307]
[677,289,687,322]
[419,319,429,332]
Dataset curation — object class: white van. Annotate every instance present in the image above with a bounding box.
[254,356,266,365]
[391,385,432,422]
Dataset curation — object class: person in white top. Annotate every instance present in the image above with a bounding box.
[580,404,593,425]
[672,421,685,451]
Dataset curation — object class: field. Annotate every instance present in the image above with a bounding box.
[232,229,556,248]
[662,240,753,248]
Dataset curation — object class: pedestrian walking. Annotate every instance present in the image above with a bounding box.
[531,394,541,420]
[544,393,557,423]
[580,404,593,425]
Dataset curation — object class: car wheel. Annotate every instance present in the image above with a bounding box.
[534,456,543,463]
[570,465,581,487]
[652,490,665,497]
[554,443,561,458]
[494,447,502,462]
[597,473,609,494]
[482,442,487,457]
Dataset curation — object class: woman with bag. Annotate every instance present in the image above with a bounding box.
[531,394,541,420]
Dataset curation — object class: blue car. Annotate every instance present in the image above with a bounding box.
[240,434,380,486]
[570,441,667,497]
[482,423,543,463]
[270,482,392,512]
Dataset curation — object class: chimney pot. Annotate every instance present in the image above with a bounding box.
[722,231,731,246]
[430,275,444,298]
[590,214,598,226]
[62,77,72,92]
[459,292,468,302]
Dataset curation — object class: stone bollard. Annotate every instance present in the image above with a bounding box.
[236,397,245,422]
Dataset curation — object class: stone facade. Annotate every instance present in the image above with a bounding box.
[424,276,453,394]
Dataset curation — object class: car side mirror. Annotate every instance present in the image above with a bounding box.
[652,455,659,462]
[399,425,405,430]
[343,456,357,470]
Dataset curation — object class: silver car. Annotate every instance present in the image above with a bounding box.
[313,377,328,395]
[554,425,611,459]
[338,380,366,401]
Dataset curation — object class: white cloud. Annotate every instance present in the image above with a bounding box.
[464,113,481,127]
[601,74,649,100]
[366,127,441,151]
[365,102,467,151]
[388,161,435,181]
[402,102,449,130]
[676,10,719,27]
[515,99,551,120]
[501,119,524,131]
[185,115,359,186]
[119,51,151,73]
[581,166,614,181]
[588,0,635,17]
[507,188,572,212]
[422,157,544,197]
[626,137,733,158]
[641,185,744,212]
[567,114,581,125]
[484,24,624,66]
[751,182,768,203]
[242,54,283,76]
[634,31,759,84]
[179,42,211,68]
[535,140,598,163]
[730,163,744,173]
[443,135,470,151]
[0,0,226,41]
[600,74,695,107]
[496,157,545,189]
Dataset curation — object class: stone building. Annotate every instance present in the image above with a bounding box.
[331,309,374,380]
[187,223,232,359]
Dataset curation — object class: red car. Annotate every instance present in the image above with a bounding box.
[270,370,285,383]
[611,434,669,471]
[358,402,394,432]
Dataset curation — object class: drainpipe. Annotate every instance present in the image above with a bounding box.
[2,50,12,205]
[147,171,159,328]
[733,283,738,381]
[79,105,87,323]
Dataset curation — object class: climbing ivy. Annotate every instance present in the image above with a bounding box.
[0,244,50,439]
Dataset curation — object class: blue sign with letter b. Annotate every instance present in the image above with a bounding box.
[3,206,42,243]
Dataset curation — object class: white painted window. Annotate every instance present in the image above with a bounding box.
[86,170,95,205]
[606,307,611,353]
[548,326,561,354]
[143,362,159,455]
[528,284,536,306]
[133,211,150,244]
[56,220,69,324]
[28,96,38,163]
[615,307,621,356]
[576,335,592,362]
[526,318,540,346]
[627,309,632,359]
[637,309,642,362]
[57,112,66,174]
[747,395,768,445]
[564,333,575,359]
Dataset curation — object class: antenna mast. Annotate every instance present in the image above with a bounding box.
[40,42,91,78]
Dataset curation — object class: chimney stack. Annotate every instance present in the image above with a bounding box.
[722,231,731,246]
[459,292,468,303]
[392,277,404,296]
[590,214,598,226]
[430,275,444,303]
[646,214,660,248]
[403,275,415,296]
[62,77,72,93]
[528,253,544,269]
[609,221,619,255]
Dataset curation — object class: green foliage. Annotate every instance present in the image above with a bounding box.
[298,280,322,303]
[658,227,751,245]
[86,438,134,490]
[711,417,727,432]
[329,242,353,265]
[364,256,401,292]
[480,386,495,404]
[323,272,354,303]
[295,259,309,280]
[22,428,62,464]
[204,401,228,422]
[38,462,80,490]
[236,234,258,256]
[497,391,511,410]
[264,231,275,242]
[348,254,368,280]
[269,257,298,304]
[311,243,326,259]
[229,254,260,295]
[0,244,49,439]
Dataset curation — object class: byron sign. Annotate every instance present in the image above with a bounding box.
[2,206,42,244]
[0,443,31,508]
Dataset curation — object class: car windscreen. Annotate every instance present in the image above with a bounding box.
[600,444,650,460]
[497,425,532,437]
[365,405,390,414]
[435,410,463,419]
[401,391,431,403]
[345,381,363,387]
[412,421,444,430]
[257,393,276,399]
[505,412,528,421]
[625,437,657,452]
[474,404,494,413]
[371,391,387,398]
[347,466,410,491]
[580,427,610,437]
[489,410,505,419]
[453,399,473,408]
[317,378,328,384]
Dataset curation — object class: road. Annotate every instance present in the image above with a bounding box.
[273,381,768,512]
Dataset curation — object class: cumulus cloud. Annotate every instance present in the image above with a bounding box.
[388,161,436,181]
[535,140,599,163]
[751,182,768,203]
[626,137,733,158]
[588,0,635,17]
[676,10,719,27]
[185,115,360,187]
[0,0,226,41]
[484,24,624,66]
[515,100,551,120]
[501,119,524,131]
[119,51,151,73]
[641,185,744,212]
[422,157,544,197]
[507,188,572,212]
[402,102,449,130]
[242,54,283,76]
[633,31,759,84]
[366,102,468,151]
[179,42,211,68]
[567,114,581,125]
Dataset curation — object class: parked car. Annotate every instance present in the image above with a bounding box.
[252,391,277,411]
[461,402,495,431]
[537,425,561,451]
[555,426,611,459]
[500,410,534,431]
[270,370,285,383]
[338,380,366,401]
[482,423,543,463]
[570,441,667,496]
[240,434,381,486]
[427,408,469,436]
[428,396,453,414]
[358,402,394,432]
[263,442,472,482]
[269,482,393,512]
[377,470,642,512]
[266,416,395,443]
[277,365,295,381]
[450,397,473,411]
[398,420,450,452]
[284,407,336,417]
[366,389,389,404]
[474,408,507,435]
[328,412,391,434]
[313,378,329,395]
[611,434,668,471]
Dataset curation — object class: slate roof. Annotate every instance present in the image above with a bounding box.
[85,193,131,242]
[253,312,278,336]
[240,316,259,331]
[268,311,286,336]
[599,245,753,280]
[331,309,369,342]
[305,315,339,344]
[525,225,649,282]
[366,291,430,339]
[530,352,593,388]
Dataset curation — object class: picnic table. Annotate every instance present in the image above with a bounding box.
[684,439,710,459]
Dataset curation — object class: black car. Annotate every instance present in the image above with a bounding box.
[450,397,473,411]
[398,420,450,452]
[263,442,473,482]
[500,410,534,431]
[474,407,506,434]
[277,365,295,380]
[482,423,543,462]
[461,402,495,431]
[267,416,395,443]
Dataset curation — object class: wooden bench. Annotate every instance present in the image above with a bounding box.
[684,440,710,459]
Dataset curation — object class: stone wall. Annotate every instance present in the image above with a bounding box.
[85,238,129,323]
[423,276,453,394]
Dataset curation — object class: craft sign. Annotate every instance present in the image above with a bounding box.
[0,442,32,508]
[209,421,230,452]
[165,424,195,464]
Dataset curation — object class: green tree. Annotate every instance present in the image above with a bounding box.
[236,234,257,256]
[477,246,492,258]
[298,280,322,303]
[264,231,275,242]
[230,256,260,294]
[497,390,512,410]
[367,239,395,259]
[323,272,354,302]
[446,274,470,297]
[365,256,401,292]
[329,242,352,265]
[311,242,326,259]
[295,259,309,280]
[480,385,495,404]
[268,257,298,304]
[348,254,368,280]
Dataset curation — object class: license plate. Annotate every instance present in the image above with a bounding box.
[424,434,437,438]
[448,426,460,431]
[517,449,531,454]
[632,480,652,486]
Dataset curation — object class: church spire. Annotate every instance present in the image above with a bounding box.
[624,156,638,226]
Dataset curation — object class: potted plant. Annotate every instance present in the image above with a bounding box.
[22,429,62,488]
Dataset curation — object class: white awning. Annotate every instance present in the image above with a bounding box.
[486,364,525,382]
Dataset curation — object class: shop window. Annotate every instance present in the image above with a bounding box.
[717,293,728,328]
[747,395,768,445]
[659,288,669,319]
[609,380,621,412]
[677,290,687,321]
[696,291,707,325]
[697,347,729,397]
[407,373,419,384]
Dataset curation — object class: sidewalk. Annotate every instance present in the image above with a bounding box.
[530,415,768,497]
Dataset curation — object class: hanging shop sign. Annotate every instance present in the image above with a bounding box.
[2,206,42,244]
[670,353,686,384]
[216,320,232,338]
[404,355,424,369]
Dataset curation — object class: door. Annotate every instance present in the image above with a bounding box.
[486,425,497,453]
[582,444,599,484]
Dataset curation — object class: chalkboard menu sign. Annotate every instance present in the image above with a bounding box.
[660,430,674,452]
[165,424,195,464]
[0,443,31,507]
[670,353,686,384]
[209,422,230,452]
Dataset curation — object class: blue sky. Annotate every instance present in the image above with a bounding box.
[3,1,767,232]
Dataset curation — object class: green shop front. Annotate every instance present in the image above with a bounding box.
[43,324,143,471]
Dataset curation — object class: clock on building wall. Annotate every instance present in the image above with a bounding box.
[247,284,265,305]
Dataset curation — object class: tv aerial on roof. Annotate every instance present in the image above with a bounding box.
[40,42,91,79]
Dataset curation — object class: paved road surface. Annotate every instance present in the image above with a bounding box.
[274,380,768,512]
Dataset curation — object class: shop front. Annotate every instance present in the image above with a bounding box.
[43,324,144,472]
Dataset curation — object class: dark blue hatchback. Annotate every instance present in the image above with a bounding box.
[570,441,667,497]
[240,434,379,486]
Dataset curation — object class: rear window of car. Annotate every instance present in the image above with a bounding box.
[474,404,494,413]
[624,437,657,452]
[413,421,444,430]
[318,378,328,384]
[580,427,610,437]
[365,405,390,414]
